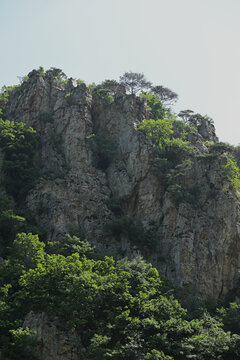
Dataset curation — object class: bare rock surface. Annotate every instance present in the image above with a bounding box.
[23,311,83,360]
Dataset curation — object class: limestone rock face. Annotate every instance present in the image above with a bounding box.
[23,311,83,360]
[159,158,240,298]
[197,118,218,142]
[5,70,240,299]
[8,71,112,242]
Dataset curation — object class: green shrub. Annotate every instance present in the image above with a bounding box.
[205,141,234,154]
[168,183,201,207]
[0,85,19,120]
[221,156,240,191]
[88,82,97,92]
[92,87,115,104]
[161,137,193,165]
[172,118,196,138]
[217,302,240,334]
[138,117,196,204]
[46,67,67,82]
[138,118,193,160]
[67,224,87,240]
[47,234,93,258]
[0,192,45,256]
[138,118,194,192]
[0,210,25,256]
[87,133,117,170]
[105,216,135,238]
[37,66,45,76]
[7,327,37,360]
[138,118,174,150]
[39,111,54,123]
[140,92,169,120]
[65,91,76,105]
[0,119,39,201]
[9,232,45,270]
[76,79,85,85]
[105,195,129,216]
[196,153,218,161]
[105,216,161,248]
[16,209,46,239]
[0,232,240,359]
[35,200,50,215]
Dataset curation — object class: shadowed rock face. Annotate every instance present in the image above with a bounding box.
[23,311,83,360]
[5,70,240,299]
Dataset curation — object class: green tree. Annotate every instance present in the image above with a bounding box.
[91,80,119,104]
[37,66,45,76]
[138,118,174,150]
[0,232,240,359]
[151,85,178,106]
[0,85,19,120]
[47,234,94,258]
[0,119,39,200]
[46,67,67,82]
[221,156,240,191]
[217,302,240,334]
[0,210,25,256]
[178,109,195,122]
[98,79,120,96]
[138,118,194,194]
[119,71,152,95]
[87,133,117,170]
[9,233,45,270]
[140,92,170,120]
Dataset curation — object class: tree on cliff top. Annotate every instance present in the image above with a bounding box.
[119,71,152,95]
[151,85,178,106]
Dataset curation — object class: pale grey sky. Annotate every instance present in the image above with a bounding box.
[1,0,240,144]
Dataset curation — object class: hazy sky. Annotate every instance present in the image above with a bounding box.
[1,0,240,144]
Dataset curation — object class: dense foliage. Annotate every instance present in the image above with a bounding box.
[0,86,20,121]
[140,93,172,121]
[90,79,120,104]
[0,191,45,258]
[105,216,161,250]
[221,156,240,191]
[0,114,43,258]
[87,133,117,170]
[151,85,178,106]
[0,233,240,359]
[0,119,39,201]
[138,115,193,188]
[137,92,240,204]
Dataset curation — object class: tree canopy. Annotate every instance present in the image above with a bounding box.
[1,232,240,359]
[119,71,152,95]
[151,85,178,106]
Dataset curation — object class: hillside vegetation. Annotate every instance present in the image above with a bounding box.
[1,68,240,359]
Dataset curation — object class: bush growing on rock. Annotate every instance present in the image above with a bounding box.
[151,85,178,106]
[221,156,240,191]
[87,133,117,170]
[119,71,152,95]
[0,119,39,201]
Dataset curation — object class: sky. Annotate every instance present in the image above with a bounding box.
[0,0,240,144]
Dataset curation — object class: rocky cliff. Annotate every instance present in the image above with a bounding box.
[3,68,240,302]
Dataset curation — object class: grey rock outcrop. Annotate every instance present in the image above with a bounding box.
[5,70,240,299]
[197,118,218,142]
[23,311,83,360]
